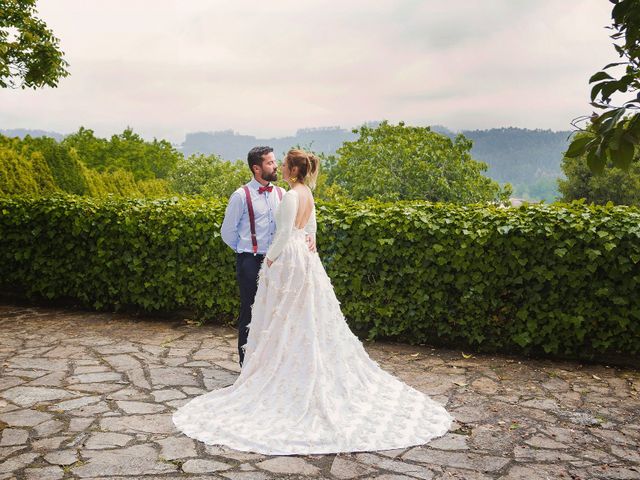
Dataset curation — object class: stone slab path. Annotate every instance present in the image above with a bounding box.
[0,303,639,480]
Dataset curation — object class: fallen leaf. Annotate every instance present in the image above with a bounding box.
[462,352,473,358]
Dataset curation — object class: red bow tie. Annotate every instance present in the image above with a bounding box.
[258,185,273,194]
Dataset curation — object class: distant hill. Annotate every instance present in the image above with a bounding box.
[1,129,65,142]
[436,127,571,201]
[460,128,570,185]
[180,127,358,160]
[2,125,572,201]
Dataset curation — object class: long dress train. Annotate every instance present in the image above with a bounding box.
[172,190,454,455]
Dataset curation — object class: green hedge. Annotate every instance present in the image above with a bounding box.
[0,194,236,318]
[1,194,639,357]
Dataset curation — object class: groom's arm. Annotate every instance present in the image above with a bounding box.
[220,191,243,252]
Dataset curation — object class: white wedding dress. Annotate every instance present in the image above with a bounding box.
[172,189,454,455]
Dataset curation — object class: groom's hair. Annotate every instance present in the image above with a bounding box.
[247,146,274,173]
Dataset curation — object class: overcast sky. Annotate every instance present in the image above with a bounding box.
[0,0,615,142]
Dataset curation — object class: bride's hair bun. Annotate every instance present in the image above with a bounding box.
[285,149,320,190]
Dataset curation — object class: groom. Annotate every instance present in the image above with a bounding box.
[221,146,316,367]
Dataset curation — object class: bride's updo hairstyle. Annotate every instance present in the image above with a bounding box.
[285,149,320,190]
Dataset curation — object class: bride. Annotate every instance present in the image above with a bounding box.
[172,149,454,455]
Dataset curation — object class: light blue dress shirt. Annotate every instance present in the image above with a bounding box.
[220,178,281,254]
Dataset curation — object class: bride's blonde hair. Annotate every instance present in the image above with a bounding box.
[285,149,320,190]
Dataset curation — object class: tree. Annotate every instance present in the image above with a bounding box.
[168,153,251,198]
[0,142,58,195]
[0,0,69,88]
[0,132,173,198]
[60,127,109,170]
[565,0,639,174]
[63,127,183,181]
[76,161,171,199]
[309,166,347,202]
[20,136,88,194]
[326,121,512,204]
[559,134,640,206]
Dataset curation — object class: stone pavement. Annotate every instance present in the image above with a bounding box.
[0,302,639,480]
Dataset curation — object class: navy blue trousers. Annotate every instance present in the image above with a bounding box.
[235,252,265,366]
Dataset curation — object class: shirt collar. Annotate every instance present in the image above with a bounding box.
[249,177,271,191]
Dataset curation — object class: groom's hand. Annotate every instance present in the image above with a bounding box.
[306,235,316,253]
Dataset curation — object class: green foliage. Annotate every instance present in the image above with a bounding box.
[281,144,347,202]
[2,123,534,205]
[180,126,573,199]
[311,168,348,202]
[567,0,640,174]
[327,121,512,204]
[0,194,237,321]
[62,127,182,181]
[76,161,169,199]
[0,142,58,195]
[168,153,251,198]
[29,151,58,193]
[0,131,176,198]
[316,198,639,358]
[0,0,70,88]
[20,136,88,194]
[1,194,638,358]
[136,177,173,198]
[559,133,640,205]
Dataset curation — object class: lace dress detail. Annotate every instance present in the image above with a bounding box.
[172,191,454,455]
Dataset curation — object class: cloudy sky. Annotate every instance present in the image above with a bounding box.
[0,0,614,142]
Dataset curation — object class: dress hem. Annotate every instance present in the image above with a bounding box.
[172,412,455,456]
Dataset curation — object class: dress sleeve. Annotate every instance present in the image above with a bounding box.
[304,205,316,243]
[266,190,298,263]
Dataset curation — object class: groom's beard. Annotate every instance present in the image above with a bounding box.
[264,171,278,182]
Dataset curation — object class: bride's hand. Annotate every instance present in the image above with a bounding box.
[266,258,273,268]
